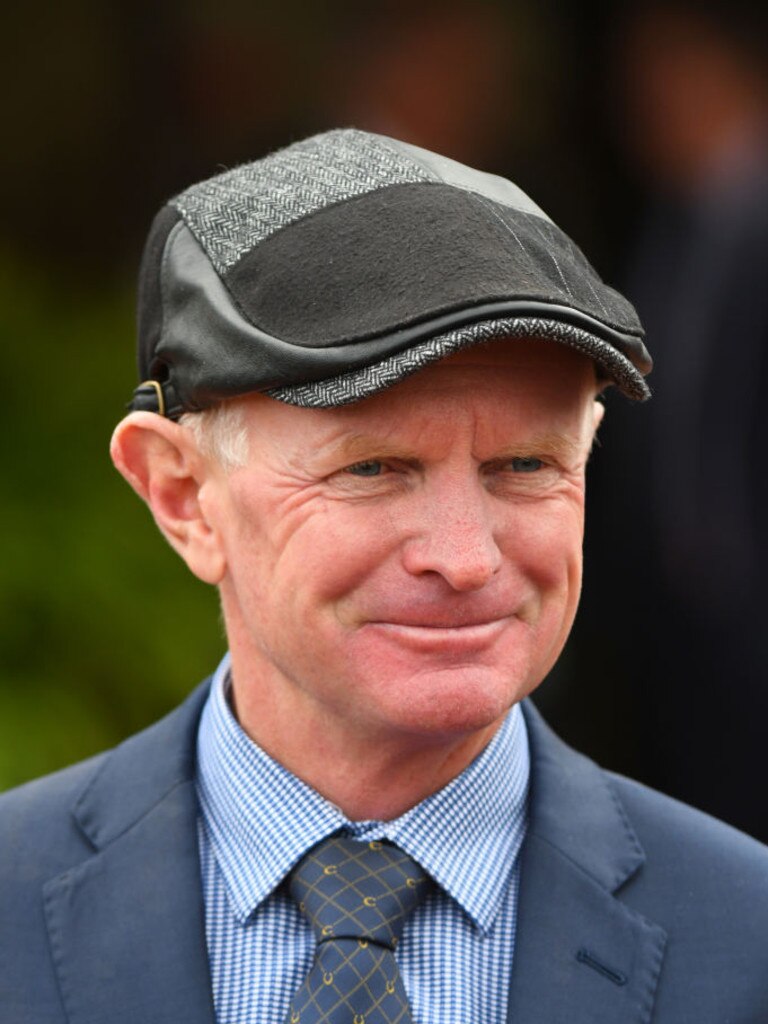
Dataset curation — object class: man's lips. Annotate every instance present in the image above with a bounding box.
[361,615,516,653]
[362,601,518,628]
[370,613,511,629]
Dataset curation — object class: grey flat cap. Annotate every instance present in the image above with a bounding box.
[131,128,651,418]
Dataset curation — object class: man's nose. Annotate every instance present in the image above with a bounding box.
[400,479,503,592]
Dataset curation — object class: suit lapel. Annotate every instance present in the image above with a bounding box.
[43,684,217,1024]
[507,702,667,1024]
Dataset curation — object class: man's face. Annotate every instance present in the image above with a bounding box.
[204,340,600,745]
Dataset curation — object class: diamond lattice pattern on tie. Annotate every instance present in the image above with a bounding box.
[286,836,430,1023]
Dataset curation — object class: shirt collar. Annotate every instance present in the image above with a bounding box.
[196,653,529,934]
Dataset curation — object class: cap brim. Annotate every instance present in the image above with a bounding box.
[267,315,651,407]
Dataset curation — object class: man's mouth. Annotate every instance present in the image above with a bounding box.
[374,614,509,628]
[363,615,514,653]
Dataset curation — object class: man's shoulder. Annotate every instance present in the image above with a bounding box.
[0,681,211,880]
[608,768,768,904]
[523,699,768,937]
[0,683,212,1024]
[525,700,768,887]
[607,771,768,1016]
[610,767,768,863]
[0,753,108,873]
[520,703,768,1019]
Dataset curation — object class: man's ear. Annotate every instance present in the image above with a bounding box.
[110,412,226,585]
[593,398,606,432]
[585,398,606,459]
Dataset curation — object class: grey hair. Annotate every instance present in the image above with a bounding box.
[178,399,250,470]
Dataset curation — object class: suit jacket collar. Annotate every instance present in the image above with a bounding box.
[44,685,666,1024]
[71,682,210,851]
[522,700,646,891]
[509,701,667,1023]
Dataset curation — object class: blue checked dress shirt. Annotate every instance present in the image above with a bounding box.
[196,654,530,1024]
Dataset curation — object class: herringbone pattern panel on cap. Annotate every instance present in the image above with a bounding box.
[286,836,429,1024]
[172,129,433,275]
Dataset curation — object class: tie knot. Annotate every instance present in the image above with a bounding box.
[289,836,429,949]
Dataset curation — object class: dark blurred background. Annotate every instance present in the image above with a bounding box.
[2,0,767,841]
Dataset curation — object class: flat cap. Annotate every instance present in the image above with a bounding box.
[132,129,651,417]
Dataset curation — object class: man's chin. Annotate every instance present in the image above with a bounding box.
[357,661,535,742]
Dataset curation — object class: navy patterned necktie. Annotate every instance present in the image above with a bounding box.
[285,835,429,1024]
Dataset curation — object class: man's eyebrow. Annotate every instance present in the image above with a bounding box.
[328,434,421,463]
[320,431,585,463]
[493,431,586,462]
[514,428,585,452]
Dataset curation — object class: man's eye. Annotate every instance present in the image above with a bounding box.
[344,460,384,477]
[510,456,543,473]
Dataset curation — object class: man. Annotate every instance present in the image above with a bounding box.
[1,129,767,1023]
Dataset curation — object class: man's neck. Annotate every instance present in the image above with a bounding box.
[228,663,503,821]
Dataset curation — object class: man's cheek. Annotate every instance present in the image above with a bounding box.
[507,534,578,592]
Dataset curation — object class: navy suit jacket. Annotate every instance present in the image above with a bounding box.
[2,681,768,1023]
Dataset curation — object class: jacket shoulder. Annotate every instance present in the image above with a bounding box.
[0,754,107,873]
[0,683,210,1024]
[0,680,209,878]
[522,700,768,1018]
[609,769,768,889]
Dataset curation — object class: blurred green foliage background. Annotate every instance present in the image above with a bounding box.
[0,256,224,787]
